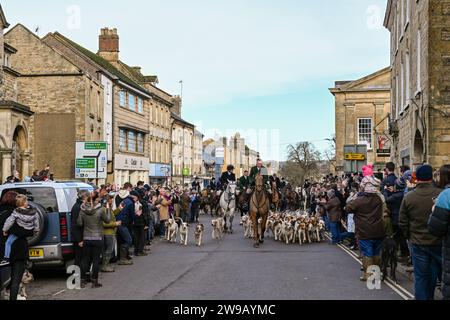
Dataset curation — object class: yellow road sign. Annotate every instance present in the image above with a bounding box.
[345,153,366,161]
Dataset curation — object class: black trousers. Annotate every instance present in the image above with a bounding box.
[81,240,103,280]
[73,243,83,268]
[393,225,410,257]
[133,226,145,254]
[9,260,25,301]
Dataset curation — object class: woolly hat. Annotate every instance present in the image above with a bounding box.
[416,165,433,182]
[362,164,374,177]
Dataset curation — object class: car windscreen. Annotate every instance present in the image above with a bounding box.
[1,187,58,213]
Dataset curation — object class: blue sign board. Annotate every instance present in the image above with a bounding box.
[149,163,171,177]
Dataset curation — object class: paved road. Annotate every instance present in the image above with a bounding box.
[27,215,406,300]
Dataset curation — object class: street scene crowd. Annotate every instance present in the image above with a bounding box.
[0,160,449,301]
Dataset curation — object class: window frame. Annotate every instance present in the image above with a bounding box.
[128,94,136,112]
[357,118,373,150]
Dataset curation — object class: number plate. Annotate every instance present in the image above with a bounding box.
[29,249,44,258]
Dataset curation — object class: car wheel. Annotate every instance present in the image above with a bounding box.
[27,202,47,246]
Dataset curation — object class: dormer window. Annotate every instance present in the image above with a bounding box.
[3,52,11,68]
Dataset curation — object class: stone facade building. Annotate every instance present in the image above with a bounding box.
[0,7,33,182]
[4,24,104,181]
[330,68,391,173]
[384,0,450,169]
[171,110,195,186]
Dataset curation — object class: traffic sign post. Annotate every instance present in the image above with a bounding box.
[75,141,108,179]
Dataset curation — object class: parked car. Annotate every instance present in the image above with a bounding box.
[0,181,94,270]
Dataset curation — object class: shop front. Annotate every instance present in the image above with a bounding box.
[149,163,171,186]
[114,154,149,187]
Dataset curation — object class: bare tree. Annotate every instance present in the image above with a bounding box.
[286,142,321,183]
[323,135,337,173]
[279,161,306,186]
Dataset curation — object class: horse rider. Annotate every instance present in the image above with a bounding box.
[249,159,271,195]
[220,165,236,190]
[238,170,251,192]
[269,173,281,190]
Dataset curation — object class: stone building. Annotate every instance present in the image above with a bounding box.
[4,24,104,181]
[42,30,157,186]
[193,129,205,178]
[330,68,391,173]
[171,110,195,186]
[384,0,450,169]
[0,7,33,182]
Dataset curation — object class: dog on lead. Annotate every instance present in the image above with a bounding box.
[195,224,205,247]
[167,218,179,243]
[381,236,398,284]
[178,220,189,246]
[211,217,225,240]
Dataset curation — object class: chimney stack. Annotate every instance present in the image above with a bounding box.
[98,28,119,63]
[172,95,182,116]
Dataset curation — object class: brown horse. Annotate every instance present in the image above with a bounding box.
[271,181,281,212]
[250,175,270,248]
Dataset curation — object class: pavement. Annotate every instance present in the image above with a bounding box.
[25,215,411,300]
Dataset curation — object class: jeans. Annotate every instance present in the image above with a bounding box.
[4,234,18,259]
[9,260,25,301]
[133,225,145,254]
[160,220,167,236]
[329,222,340,244]
[190,208,199,223]
[359,239,383,257]
[323,215,330,231]
[81,240,103,280]
[147,221,155,242]
[117,225,132,249]
[103,235,115,261]
[411,244,442,300]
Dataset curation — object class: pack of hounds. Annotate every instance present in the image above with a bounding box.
[162,210,327,247]
[241,211,326,245]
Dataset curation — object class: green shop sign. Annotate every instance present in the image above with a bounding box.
[183,168,190,176]
[76,158,96,169]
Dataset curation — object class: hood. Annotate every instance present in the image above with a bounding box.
[414,183,439,196]
[81,203,102,216]
[118,190,130,199]
[14,207,37,216]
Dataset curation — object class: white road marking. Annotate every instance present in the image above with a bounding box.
[325,233,414,300]
[52,289,66,297]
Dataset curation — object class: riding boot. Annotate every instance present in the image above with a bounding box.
[360,257,374,281]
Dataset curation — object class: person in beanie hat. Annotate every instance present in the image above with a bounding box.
[347,174,385,281]
[360,164,381,194]
[399,164,442,300]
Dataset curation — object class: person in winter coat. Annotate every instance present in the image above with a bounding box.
[399,165,442,300]
[428,164,450,300]
[346,179,385,281]
[385,178,409,261]
[130,190,149,256]
[1,195,39,266]
[180,191,191,223]
[323,189,342,244]
[0,191,18,259]
[158,189,172,236]
[115,185,136,265]
[77,191,110,288]
[71,190,90,269]
[101,193,121,273]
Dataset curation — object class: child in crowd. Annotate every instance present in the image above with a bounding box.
[1,194,39,266]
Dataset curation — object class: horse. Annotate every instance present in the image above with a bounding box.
[249,175,270,248]
[199,189,212,215]
[271,181,281,212]
[237,189,250,217]
[218,181,237,233]
[285,186,300,211]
